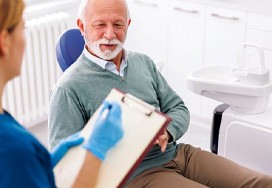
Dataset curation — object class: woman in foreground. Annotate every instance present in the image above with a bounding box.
[0,0,123,187]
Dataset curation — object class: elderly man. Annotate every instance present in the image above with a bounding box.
[48,0,272,187]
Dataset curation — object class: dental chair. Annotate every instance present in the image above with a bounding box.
[211,103,272,175]
[56,28,85,72]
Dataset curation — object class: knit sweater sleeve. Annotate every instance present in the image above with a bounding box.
[48,86,86,149]
[152,60,190,142]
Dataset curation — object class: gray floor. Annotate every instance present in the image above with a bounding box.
[28,120,212,151]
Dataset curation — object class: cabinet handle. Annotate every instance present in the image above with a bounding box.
[173,7,199,14]
[133,0,157,7]
[211,13,239,21]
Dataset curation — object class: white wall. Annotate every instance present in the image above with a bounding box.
[24,0,80,28]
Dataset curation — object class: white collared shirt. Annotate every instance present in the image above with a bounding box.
[83,47,128,77]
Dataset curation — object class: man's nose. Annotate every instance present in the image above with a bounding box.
[103,25,116,40]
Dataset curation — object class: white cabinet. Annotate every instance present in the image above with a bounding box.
[125,0,168,66]
[166,1,206,115]
[166,3,248,119]
[246,13,272,70]
[201,6,247,118]
[204,6,246,66]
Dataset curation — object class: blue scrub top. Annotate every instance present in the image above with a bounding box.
[0,111,55,187]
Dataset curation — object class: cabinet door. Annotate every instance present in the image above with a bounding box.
[125,0,168,64]
[204,6,246,67]
[246,13,272,71]
[166,1,205,115]
[202,6,246,118]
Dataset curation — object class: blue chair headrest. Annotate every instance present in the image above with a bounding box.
[56,29,85,72]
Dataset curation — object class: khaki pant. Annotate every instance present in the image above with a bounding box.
[126,144,272,188]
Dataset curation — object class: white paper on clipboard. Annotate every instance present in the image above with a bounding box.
[53,88,172,188]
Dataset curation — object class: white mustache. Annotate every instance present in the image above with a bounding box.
[98,38,121,46]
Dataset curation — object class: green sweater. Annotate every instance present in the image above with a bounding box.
[48,51,190,182]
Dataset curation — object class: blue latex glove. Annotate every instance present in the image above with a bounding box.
[83,101,123,161]
[50,132,84,168]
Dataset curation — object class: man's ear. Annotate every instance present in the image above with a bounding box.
[77,19,85,37]
[0,30,9,56]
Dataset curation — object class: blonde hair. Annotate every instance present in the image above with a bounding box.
[0,0,25,33]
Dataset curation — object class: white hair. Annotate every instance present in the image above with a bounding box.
[77,0,130,24]
[77,0,88,23]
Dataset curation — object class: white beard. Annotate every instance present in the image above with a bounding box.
[86,38,124,60]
